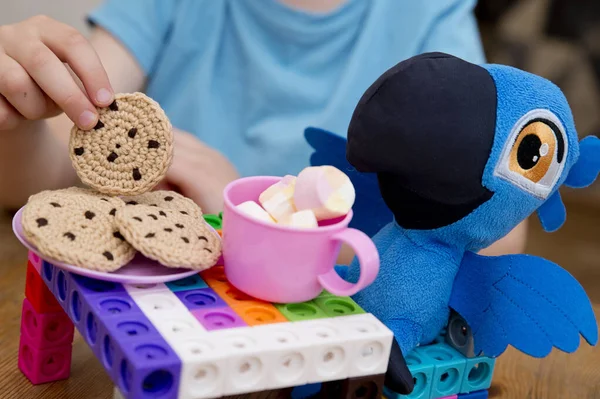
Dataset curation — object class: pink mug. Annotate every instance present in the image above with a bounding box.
[222,176,380,303]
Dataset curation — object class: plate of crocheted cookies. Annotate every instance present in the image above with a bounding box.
[12,93,222,284]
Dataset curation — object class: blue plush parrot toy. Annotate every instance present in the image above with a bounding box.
[305,53,599,394]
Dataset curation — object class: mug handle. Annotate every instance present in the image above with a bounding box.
[317,228,380,297]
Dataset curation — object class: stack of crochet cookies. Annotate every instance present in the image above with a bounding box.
[22,93,221,272]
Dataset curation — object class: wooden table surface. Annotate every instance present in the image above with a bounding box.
[0,199,599,399]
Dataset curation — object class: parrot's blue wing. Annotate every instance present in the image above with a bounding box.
[304,127,393,237]
[536,191,566,233]
[449,251,598,358]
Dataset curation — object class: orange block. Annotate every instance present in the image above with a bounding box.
[211,283,267,308]
[199,265,228,288]
[233,303,287,326]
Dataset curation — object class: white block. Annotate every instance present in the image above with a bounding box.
[333,313,393,377]
[126,291,190,316]
[123,282,171,294]
[236,201,275,224]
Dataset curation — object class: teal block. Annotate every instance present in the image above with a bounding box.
[460,357,495,394]
[165,274,208,292]
[416,343,466,399]
[383,349,434,399]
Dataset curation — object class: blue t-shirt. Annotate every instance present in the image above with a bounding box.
[89,0,485,177]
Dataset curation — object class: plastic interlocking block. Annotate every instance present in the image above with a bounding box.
[28,251,43,272]
[20,297,74,350]
[165,274,208,292]
[458,390,488,399]
[460,356,495,394]
[210,283,268,308]
[438,395,458,399]
[415,343,467,399]
[202,214,223,230]
[384,348,435,399]
[275,301,329,322]
[199,265,228,287]
[174,288,228,311]
[339,374,385,399]
[25,261,62,313]
[191,307,247,330]
[234,302,288,326]
[18,333,72,384]
[313,296,365,317]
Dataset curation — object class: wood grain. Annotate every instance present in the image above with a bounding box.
[0,199,598,399]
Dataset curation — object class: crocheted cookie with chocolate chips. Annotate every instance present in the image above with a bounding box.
[22,187,136,271]
[115,204,221,270]
[69,93,173,196]
[122,191,203,219]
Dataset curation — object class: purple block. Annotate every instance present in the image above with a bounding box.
[191,307,247,331]
[174,288,227,311]
[86,292,143,319]
[69,273,126,296]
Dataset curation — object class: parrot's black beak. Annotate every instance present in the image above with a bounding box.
[346,52,498,230]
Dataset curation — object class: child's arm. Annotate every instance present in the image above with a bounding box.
[0,18,145,208]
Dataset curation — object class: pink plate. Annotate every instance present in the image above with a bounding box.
[12,206,217,284]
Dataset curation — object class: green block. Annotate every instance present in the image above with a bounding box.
[203,214,222,229]
[317,289,335,297]
[314,296,365,317]
[275,301,328,321]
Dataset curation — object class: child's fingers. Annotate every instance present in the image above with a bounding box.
[0,53,49,120]
[0,94,25,131]
[40,20,114,107]
[7,42,98,129]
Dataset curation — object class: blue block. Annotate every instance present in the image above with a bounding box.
[459,389,488,399]
[70,273,127,296]
[415,343,466,399]
[460,356,495,393]
[166,273,208,292]
[383,350,435,399]
[291,383,322,398]
[174,287,227,310]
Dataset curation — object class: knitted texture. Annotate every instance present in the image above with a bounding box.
[69,93,174,196]
[122,190,203,219]
[115,205,221,270]
[22,187,136,271]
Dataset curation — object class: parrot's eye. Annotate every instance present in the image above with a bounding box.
[495,109,568,199]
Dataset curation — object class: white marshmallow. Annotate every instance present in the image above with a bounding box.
[258,175,297,222]
[293,166,355,220]
[236,201,275,224]
[280,209,319,229]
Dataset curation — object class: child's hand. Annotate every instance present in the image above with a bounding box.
[158,128,239,214]
[0,16,114,132]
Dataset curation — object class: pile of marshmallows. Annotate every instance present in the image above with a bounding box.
[237,166,356,228]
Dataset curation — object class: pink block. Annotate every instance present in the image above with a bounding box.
[437,396,458,399]
[191,307,247,331]
[18,333,72,384]
[20,298,74,350]
[28,251,43,273]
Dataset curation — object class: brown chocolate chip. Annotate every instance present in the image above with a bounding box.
[133,217,142,222]
[74,147,84,156]
[109,208,117,216]
[148,140,160,149]
[94,120,104,130]
[164,228,173,232]
[147,214,158,220]
[164,196,174,202]
[107,152,119,162]
[85,211,95,220]
[128,128,137,138]
[126,201,138,205]
[204,248,213,253]
[175,223,184,229]
[113,231,125,241]
[103,251,114,261]
[150,204,158,207]
[159,211,167,217]
[181,237,189,243]
[132,168,142,181]
[145,233,156,238]
[36,218,48,227]
[109,100,118,111]
[101,198,109,202]
[198,236,208,242]
[63,232,75,241]
[116,144,121,149]
[50,202,61,208]
[180,211,188,215]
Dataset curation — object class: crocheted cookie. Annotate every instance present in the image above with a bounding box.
[115,205,221,270]
[69,93,173,196]
[122,191,203,219]
[22,188,136,271]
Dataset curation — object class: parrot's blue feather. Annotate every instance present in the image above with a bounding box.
[450,252,598,358]
[536,191,566,233]
[304,127,393,237]
[564,135,600,188]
